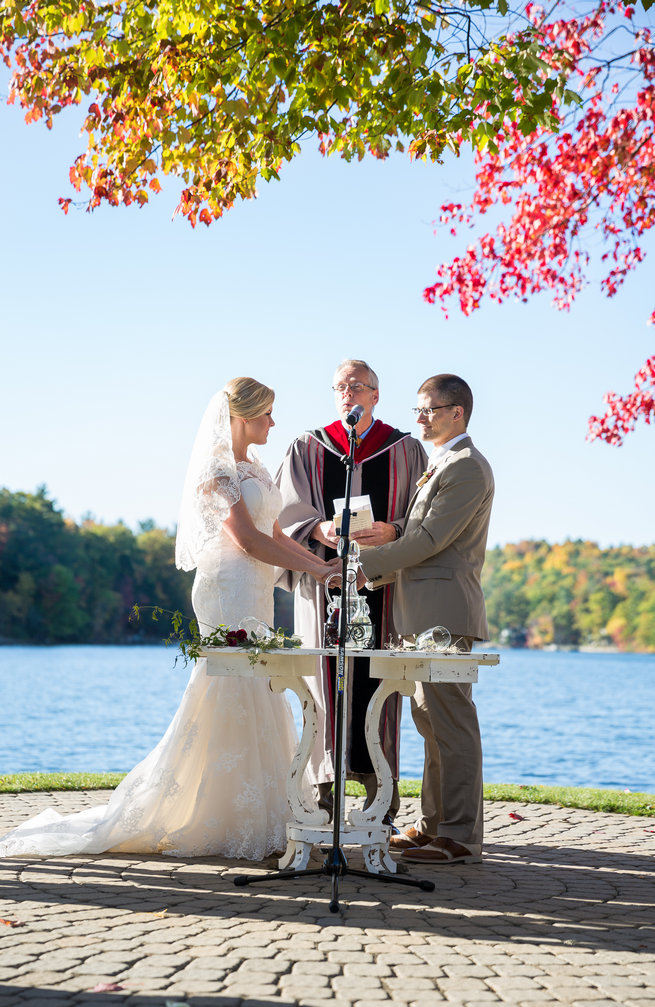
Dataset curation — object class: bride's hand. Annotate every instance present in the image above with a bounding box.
[318,563,340,585]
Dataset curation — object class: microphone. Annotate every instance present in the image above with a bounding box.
[345,403,364,427]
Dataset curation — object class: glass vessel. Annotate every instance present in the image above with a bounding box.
[323,542,374,649]
[415,625,451,651]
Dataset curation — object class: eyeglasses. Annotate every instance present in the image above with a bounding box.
[412,405,457,418]
[332,382,376,394]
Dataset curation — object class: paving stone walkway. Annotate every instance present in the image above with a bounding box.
[0,792,654,1007]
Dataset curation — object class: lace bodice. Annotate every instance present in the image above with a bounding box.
[193,462,283,632]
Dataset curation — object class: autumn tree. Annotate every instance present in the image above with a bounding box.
[0,0,582,226]
[481,538,655,650]
[423,1,655,444]
[3,2,653,443]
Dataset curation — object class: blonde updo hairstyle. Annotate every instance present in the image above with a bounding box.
[223,377,275,419]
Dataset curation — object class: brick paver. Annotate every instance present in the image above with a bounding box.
[0,792,653,1006]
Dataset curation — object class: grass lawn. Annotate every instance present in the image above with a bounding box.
[0,773,653,817]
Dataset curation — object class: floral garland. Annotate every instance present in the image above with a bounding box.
[131,606,302,667]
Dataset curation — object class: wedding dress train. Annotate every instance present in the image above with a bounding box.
[0,463,298,861]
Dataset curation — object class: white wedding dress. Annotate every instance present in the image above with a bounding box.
[0,461,298,861]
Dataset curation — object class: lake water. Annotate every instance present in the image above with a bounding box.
[0,646,653,792]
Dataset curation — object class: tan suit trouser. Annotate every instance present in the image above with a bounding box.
[410,636,484,846]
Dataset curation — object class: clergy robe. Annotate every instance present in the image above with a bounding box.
[276,419,427,787]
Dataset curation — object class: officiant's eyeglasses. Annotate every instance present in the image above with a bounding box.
[412,405,457,417]
[332,382,376,393]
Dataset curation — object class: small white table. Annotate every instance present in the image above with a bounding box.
[202,646,499,873]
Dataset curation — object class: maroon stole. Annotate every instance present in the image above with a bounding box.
[322,419,396,463]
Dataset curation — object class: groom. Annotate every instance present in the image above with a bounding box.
[358,373,495,865]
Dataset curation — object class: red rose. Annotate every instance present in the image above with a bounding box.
[225,629,248,646]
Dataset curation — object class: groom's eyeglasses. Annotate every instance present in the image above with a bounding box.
[332,382,376,393]
[412,405,457,418]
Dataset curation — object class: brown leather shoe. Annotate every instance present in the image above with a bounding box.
[388,826,433,853]
[400,836,482,865]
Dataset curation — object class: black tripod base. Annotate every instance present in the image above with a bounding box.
[233,849,435,911]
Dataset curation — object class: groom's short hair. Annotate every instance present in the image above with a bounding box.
[418,374,473,426]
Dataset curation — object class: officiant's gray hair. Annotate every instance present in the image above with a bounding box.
[334,359,379,390]
[224,376,275,419]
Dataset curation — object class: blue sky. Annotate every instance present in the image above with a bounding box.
[2,84,654,549]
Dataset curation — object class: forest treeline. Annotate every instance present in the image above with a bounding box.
[0,487,193,644]
[1,488,654,650]
[483,539,655,651]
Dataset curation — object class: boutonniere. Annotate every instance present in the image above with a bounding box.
[416,468,436,488]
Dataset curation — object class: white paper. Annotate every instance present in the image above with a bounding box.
[333,494,374,533]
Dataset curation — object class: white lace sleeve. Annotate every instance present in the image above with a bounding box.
[175,390,241,571]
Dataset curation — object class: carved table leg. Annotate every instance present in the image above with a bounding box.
[277,836,313,871]
[348,679,415,829]
[270,675,329,827]
[361,841,397,874]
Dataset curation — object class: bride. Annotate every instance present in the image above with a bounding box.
[0,378,333,861]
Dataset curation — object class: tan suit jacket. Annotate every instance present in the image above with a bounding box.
[359,436,494,640]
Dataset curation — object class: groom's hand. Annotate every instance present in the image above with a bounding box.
[351,521,397,547]
[310,520,339,547]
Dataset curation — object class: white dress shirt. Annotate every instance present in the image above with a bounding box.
[427,432,470,470]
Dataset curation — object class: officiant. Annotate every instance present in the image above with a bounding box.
[276,359,426,822]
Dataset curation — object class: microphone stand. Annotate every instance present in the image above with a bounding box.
[234,412,434,910]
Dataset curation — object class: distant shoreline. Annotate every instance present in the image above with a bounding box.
[486,642,622,654]
[0,636,636,652]
[0,636,170,647]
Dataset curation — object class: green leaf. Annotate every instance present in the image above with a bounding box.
[0,0,589,225]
